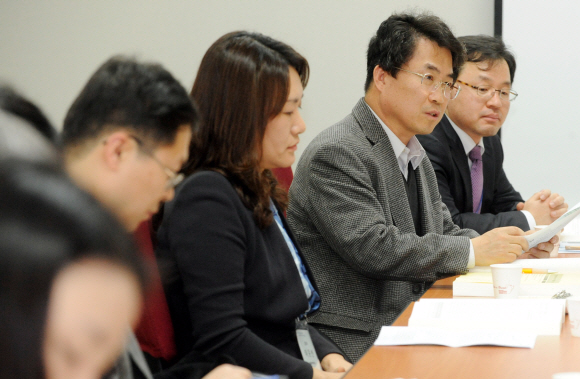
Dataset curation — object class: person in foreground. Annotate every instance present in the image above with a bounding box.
[61,56,251,379]
[287,12,557,362]
[156,31,352,379]
[0,161,147,379]
[416,35,567,234]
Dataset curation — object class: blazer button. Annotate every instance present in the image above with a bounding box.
[412,283,423,294]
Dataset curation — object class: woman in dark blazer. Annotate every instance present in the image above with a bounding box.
[155,31,351,379]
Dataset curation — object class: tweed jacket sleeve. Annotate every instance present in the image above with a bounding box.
[289,99,478,284]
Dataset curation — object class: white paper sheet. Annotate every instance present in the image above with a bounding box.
[408,298,565,335]
[374,326,537,348]
[526,201,580,248]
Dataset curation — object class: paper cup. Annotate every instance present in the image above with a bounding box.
[535,225,562,257]
[490,264,522,299]
[567,297,580,337]
[553,373,580,379]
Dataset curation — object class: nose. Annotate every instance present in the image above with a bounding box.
[429,83,447,104]
[487,90,502,108]
[292,109,306,135]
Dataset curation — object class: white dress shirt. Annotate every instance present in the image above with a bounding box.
[367,104,476,268]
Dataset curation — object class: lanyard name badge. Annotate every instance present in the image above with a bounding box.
[295,317,322,370]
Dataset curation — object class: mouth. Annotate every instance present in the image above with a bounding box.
[426,110,440,119]
[482,114,500,122]
[288,142,299,151]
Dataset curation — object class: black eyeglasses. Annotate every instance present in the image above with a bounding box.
[456,80,518,102]
[130,135,184,190]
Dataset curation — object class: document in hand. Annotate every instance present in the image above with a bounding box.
[526,200,580,248]
[408,298,566,336]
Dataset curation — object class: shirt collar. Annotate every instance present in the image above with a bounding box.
[447,115,485,157]
[366,103,426,178]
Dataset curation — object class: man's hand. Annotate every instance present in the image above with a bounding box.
[320,353,353,373]
[202,364,252,379]
[472,226,528,266]
[516,189,568,225]
[518,233,558,259]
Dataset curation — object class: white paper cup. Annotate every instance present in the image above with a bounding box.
[490,264,522,299]
[535,225,562,257]
[567,297,580,337]
[553,373,580,379]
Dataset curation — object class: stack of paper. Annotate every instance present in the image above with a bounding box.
[374,326,537,348]
[408,298,565,336]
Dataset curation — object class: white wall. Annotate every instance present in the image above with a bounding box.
[503,1,580,206]
[0,0,494,166]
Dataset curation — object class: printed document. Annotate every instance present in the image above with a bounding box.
[374,326,536,348]
[526,201,580,248]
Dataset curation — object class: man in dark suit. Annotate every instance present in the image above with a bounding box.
[417,36,567,234]
[288,13,556,362]
[62,56,251,379]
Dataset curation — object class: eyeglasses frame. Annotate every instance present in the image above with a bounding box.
[456,79,518,102]
[396,67,461,100]
[130,135,184,190]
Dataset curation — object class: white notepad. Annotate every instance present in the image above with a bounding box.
[374,326,537,348]
[407,298,565,336]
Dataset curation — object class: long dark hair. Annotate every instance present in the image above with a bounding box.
[0,161,147,379]
[185,31,309,229]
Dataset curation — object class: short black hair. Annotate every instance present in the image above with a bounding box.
[365,11,465,91]
[62,56,198,151]
[0,160,147,379]
[459,35,517,83]
[0,85,56,142]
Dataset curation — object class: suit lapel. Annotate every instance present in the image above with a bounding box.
[351,98,416,233]
[440,116,473,211]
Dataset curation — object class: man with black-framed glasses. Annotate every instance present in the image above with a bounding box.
[418,35,568,234]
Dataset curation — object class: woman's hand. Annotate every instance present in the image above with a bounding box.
[202,364,252,379]
[312,367,347,379]
[321,353,353,373]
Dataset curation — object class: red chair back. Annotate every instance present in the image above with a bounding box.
[133,221,177,361]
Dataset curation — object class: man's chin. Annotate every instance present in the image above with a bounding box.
[478,125,502,137]
[418,122,439,136]
[127,216,149,233]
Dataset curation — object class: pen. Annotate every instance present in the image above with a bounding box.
[565,246,580,251]
[522,268,557,274]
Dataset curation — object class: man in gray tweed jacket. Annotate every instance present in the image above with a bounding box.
[287,12,555,362]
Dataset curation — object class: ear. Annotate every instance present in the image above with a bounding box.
[373,65,390,92]
[100,131,136,170]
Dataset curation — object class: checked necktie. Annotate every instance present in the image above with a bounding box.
[469,145,483,214]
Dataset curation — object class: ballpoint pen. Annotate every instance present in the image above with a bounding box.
[522,268,557,274]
